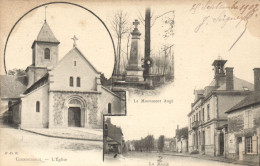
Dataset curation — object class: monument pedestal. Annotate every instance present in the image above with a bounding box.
[125,70,144,82]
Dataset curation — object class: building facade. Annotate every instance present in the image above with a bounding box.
[225,68,260,164]
[3,21,125,129]
[188,57,254,156]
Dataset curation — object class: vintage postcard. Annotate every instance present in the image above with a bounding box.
[0,0,260,166]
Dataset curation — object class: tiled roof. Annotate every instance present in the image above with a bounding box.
[23,74,49,95]
[217,76,254,91]
[0,75,27,98]
[226,91,260,113]
[36,22,59,43]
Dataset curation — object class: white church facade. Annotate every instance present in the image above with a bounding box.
[3,21,125,129]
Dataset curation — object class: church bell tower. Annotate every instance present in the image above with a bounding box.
[26,20,60,87]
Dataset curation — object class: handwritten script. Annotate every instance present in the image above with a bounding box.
[190,0,259,51]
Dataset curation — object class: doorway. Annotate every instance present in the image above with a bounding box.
[68,107,81,127]
[220,132,224,155]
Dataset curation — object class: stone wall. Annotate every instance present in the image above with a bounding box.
[49,91,101,129]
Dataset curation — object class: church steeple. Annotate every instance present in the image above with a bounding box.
[32,22,59,47]
[31,21,60,68]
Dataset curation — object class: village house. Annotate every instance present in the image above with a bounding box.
[174,125,188,153]
[225,68,260,164]
[188,57,254,156]
[1,20,125,129]
[104,118,125,154]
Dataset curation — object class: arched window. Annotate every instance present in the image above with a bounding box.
[44,48,50,59]
[70,77,73,87]
[36,101,40,112]
[77,77,80,87]
[108,103,111,114]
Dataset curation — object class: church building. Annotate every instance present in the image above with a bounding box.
[2,20,125,129]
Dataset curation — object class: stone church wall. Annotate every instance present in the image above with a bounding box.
[21,84,49,128]
[49,48,99,92]
[34,43,59,68]
[100,87,124,115]
[48,91,102,129]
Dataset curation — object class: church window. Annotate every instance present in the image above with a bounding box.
[44,48,50,59]
[108,103,111,114]
[36,101,40,112]
[70,77,73,87]
[77,77,80,87]
[74,61,76,66]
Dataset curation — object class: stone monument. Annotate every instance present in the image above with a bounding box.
[125,19,144,82]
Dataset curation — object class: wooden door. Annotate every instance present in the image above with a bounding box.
[68,107,81,127]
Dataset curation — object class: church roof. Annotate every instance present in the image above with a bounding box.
[35,22,59,43]
[23,73,49,95]
[0,75,27,99]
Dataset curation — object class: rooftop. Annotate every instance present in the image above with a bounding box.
[226,91,260,113]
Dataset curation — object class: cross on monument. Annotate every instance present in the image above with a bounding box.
[133,19,140,29]
[71,35,78,48]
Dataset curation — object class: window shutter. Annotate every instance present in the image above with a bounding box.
[244,111,249,129]
[252,136,257,153]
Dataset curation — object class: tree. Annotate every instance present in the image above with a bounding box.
[111,10,129,75]
[139,8,175,79]
[157,135,165,152]
[7,68,26,76]
[176,127,188,141]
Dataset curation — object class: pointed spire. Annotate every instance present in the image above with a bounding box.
[36,22,59,43]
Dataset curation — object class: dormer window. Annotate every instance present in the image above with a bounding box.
[44,48,50,59]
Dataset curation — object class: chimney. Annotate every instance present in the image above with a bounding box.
[225,67,234,91]
[254,68,260,91]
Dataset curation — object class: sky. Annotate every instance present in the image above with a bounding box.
[1,1,260,141]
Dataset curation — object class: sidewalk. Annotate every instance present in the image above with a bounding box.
[21,127,103,141]
[163,152,258,166]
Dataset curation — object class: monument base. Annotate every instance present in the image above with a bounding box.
[125,70,144,82]
[113,81,148,90]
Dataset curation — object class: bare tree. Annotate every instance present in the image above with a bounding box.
[111,10,129,75]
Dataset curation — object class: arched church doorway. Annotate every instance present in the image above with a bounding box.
[67,97,86,127]
[68,107,81,127]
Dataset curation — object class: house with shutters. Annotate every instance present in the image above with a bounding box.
[2,20,125,129]
[225,68,260,164]
[188,57,254,157]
